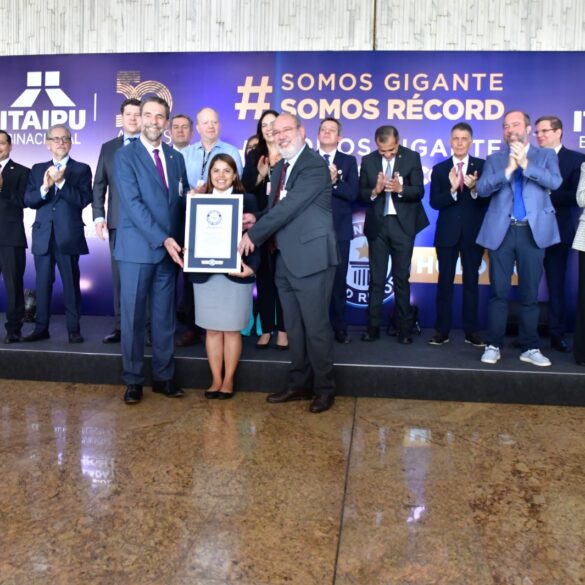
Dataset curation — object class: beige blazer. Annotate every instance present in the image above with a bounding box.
[572,162,585,252]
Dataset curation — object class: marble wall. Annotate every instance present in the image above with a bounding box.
[0,0,583,56]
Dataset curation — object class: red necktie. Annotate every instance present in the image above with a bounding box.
[267,162,290,252]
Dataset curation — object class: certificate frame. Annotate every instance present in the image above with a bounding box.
[183,194,243,273]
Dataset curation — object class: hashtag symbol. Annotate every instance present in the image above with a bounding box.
[235,76,273,120]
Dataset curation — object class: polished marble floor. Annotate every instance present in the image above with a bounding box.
[1,379,585,584]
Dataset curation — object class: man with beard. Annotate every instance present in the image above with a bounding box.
[476,110,562,366]
[238,113,339,413]
[113,97,189,404]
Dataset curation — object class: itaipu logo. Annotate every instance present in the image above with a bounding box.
[346,211,394,309]
[0,71,86,138]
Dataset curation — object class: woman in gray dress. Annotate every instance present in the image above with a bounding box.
[189,154,259,399]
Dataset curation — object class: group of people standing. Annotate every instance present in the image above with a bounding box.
[1,100,584,413]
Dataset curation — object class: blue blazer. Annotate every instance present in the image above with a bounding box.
[328,150,359,241]
[552,146,585,244]
[430,156,487,247]
[476,145,562,250]
[112,140,189,264]
[25,158,92,256]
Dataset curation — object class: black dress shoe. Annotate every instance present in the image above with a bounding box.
[309,395,334,414]
[124,384,143,404]
[4,333,23,344]
[204,390,221,399]
[23,329,50,342]
[551,337,570,353]
[465,332,486,347]
[397,335,413,344]
[256,334,272,349]
[267,388,313,403]
[152,380,184,397]
[429,332,449,345]
[217,391,234,400]
[102,330,121,344]
[68,332,84,344]
[361,327,380,342]
[176,329,200,347]
[275,344,289,351]
[334,330,351,344]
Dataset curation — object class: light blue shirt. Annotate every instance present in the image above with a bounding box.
[182,139,243,188]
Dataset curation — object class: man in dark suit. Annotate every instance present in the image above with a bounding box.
[0,130,30,343]
[429,122,486,347]
[317,117,359,344]
[239,113,339,414]
[477,110,562,367]
[359,125,428,344]
[112,96,189,404]
[534,115,585,353]
[23,124,92,343]
[92,98,141,344]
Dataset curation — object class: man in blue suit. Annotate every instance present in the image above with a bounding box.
[113,97,189,404]
[429,122,486,347]
[24,124,92,343]
[534,116,585,353]
[476,110,562,366]
[317,117,359,344]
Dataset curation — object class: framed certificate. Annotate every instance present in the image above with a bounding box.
[184,194,243,273]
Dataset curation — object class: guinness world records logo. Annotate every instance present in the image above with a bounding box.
[346,211,394,309]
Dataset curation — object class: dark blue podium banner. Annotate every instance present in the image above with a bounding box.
[1,51,584,327]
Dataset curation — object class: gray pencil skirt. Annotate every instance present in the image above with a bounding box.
[193,275,253,332]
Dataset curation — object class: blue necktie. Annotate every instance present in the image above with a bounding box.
[513,167,526,221]
[54,162,62,195]
[323,153,330,165]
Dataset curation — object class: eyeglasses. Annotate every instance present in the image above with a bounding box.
[272,126,298,138]
[47,136,72,143]
[534,129,556,136]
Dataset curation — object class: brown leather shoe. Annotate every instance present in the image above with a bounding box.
[266,388,313,403]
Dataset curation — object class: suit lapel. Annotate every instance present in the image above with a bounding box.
[162,143,178,199]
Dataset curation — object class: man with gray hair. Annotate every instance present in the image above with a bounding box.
[24,124,93,343]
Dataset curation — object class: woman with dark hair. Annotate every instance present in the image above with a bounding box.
[242,109,288,350]
[188,153,259,398]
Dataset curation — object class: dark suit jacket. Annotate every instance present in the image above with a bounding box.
[430,156,487,247]
[24,159,92,256]
[92,136,124,228]
[112,140,188,264]
[0,159,30,247]
[359,145,428,240]
[188,192,260,284]
[328,150,359,241]
[551,146,585,244]
[247,145,339,278]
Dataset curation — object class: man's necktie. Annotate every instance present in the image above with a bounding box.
[126,137,138,146]
[271,162,290,208]
[268,162,290,252]
[513,167,526,221]
[54,162,62,195]
[153,148,168,191]
[323,153,330,165]
[384,159,396,215]
[457,161,464,192]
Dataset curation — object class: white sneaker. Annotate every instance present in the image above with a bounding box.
[481,345,501,364]
[520,349,551,367]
